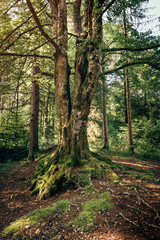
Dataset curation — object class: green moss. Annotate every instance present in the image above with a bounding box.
[82,198,113,212]
[80,159,89,166]
[111,172,120,181]
[78,171,91,187]
[72,195,113,229]
[3,200,70,236]
[30,150,114,199]
[72,211,95,229]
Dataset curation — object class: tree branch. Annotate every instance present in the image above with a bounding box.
[0,4,47,48]
[103,44,160,52]
[102,0,116,15]
[41,71,54,77]
[2,25,52,52]
[3,0,21,15]
[104,61,160,75]
[29,41,49,52]
[26,0,59,50]
[0,52,54,60]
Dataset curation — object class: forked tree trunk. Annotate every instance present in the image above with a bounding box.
[28,64,39,160]
[49,0,103,160]
[28,0,114,199]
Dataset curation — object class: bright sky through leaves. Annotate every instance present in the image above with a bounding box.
[139,0,160,35]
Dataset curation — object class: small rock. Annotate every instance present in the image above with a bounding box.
[25,225,30,229]
[51,234,64,240]
[35,229,40,235]
[41,222,46,227]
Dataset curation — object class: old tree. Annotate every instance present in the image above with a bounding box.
[29,0,113,199]
[1,0,159,199]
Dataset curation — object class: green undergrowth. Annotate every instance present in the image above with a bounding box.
[72,191,113,229]
[99,148,160,164]
[122,170,156,181]
[3,200,70,236]
[30,150,115,199]
[111,160,159,183]
[0,159,28,175]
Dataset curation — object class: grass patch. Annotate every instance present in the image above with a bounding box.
[3,199,70,236]
[72,192,113,229]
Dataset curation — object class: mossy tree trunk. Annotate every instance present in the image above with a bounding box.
[29,0,114,199]
[49,0,103,159]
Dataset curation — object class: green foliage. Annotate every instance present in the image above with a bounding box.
[3,200,70,236]
[0,159,28,174]
[0,111,29,149]
[133,118,160,159]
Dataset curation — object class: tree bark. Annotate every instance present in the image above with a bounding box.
[48,0,103,160]
[43,88,50,141]
[28,64,39,160]
[123,0,134,153]
[73,0,82,35]
[124,81,128,123]
[125,71,134,152]
[102,72,109,149]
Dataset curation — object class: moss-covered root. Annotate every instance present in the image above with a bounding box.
[30,154,74,200]
[30,151,115,200]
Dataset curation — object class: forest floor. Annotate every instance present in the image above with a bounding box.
[0,154,160,240]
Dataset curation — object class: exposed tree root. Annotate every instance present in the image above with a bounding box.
[134,188,160,221]
[118,186,160,232]
[127,205,148,215]
[30,150,114,199]
[119,213,140,228]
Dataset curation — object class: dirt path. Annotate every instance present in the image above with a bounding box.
[0,157,160,240]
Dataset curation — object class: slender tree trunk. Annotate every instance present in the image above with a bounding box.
[148,101,152,127]
[125,70,134,152]
[28,64,39,160]
[123,0,134,153]
[123,81,128,123]
[102,73,109,149]
[50,93,55,136]
[0,96,4,113]
[43,89,50,141]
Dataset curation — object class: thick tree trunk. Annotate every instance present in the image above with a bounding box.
[28,65,39,160]
[29,0,114,199]
[49,0,103,159]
